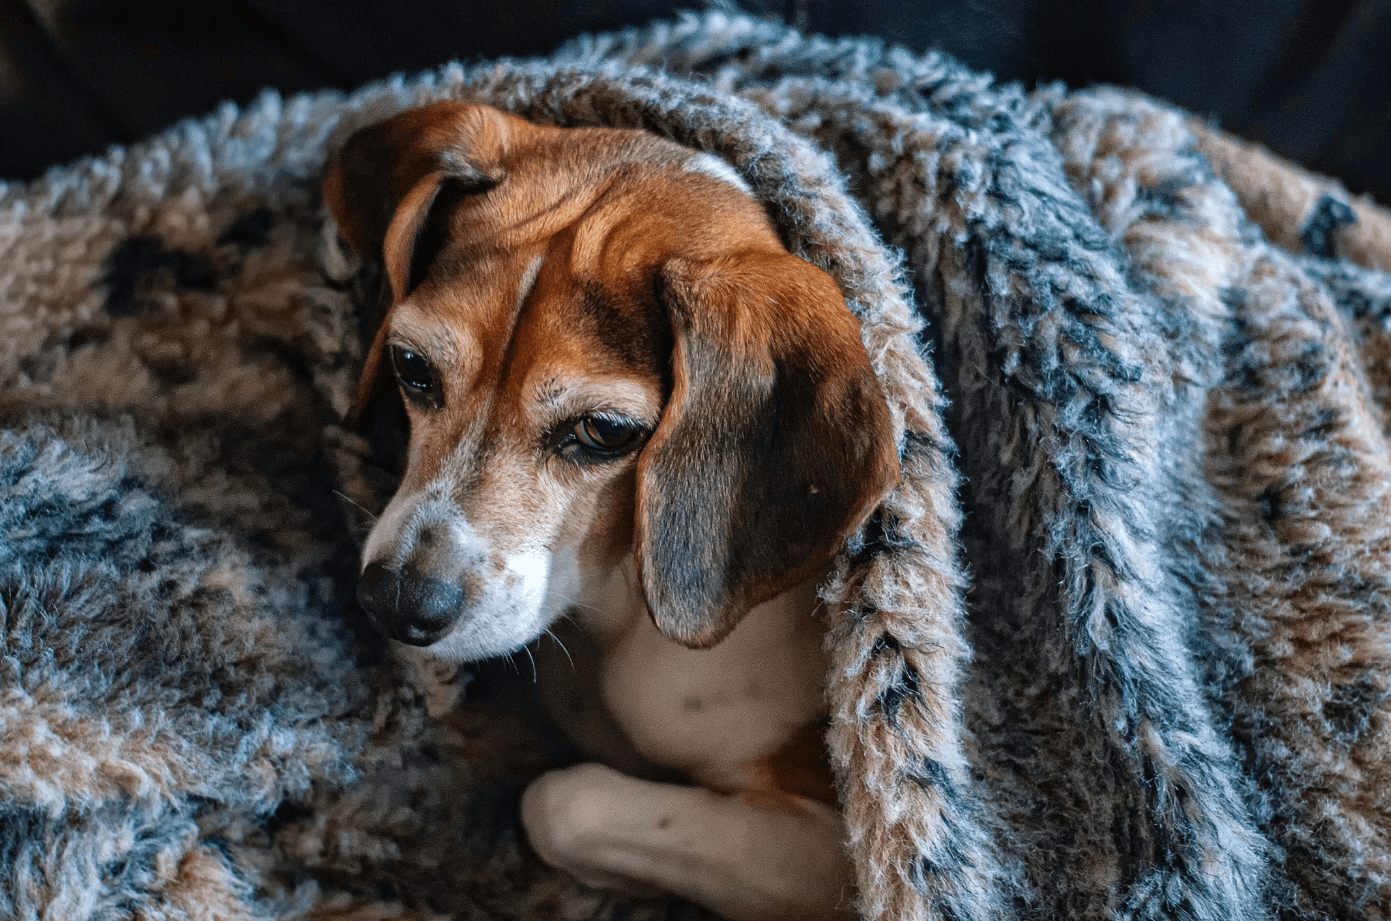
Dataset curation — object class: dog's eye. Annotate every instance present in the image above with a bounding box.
[390,344,442,408]
[571,413,644,455]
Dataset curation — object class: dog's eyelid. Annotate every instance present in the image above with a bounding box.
[531,378,661,426]
[386,334,428,356]
[586,407,649,425]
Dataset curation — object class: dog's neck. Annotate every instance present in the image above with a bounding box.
[547,561,830,792]
[558,557,653,650]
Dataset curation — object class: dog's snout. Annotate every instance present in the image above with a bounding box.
[357,561,467,646]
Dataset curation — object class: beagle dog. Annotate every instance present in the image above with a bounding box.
[323,102,899,921]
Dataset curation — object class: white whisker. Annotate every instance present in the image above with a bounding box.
[333,489,380,523]
[550,598,611,619]
[522,643,538,683]
[543,627,575,670]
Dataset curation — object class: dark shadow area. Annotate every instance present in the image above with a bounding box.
[1,0,1388,202]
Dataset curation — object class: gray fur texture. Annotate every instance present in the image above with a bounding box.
[2,11,1390,921]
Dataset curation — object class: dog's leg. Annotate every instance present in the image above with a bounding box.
[520,763,855,921]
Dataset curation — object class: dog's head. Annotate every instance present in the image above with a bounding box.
[325,102,898,659]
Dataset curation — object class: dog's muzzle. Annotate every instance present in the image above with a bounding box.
[357,561,466,646]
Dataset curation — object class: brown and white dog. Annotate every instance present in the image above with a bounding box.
[323,102,899,921]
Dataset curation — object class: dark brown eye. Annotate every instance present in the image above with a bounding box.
[571,413,644,454]
[390,344,441,408]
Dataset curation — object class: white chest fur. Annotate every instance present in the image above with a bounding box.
[588,579,829,791]
[523,572,852,921]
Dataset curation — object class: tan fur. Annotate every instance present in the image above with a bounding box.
[1189,121,1391,273]
[324,102,899,921]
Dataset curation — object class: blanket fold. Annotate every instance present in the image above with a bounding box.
[3,12,1390,921]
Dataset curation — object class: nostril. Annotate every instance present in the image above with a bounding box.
[357,561,399,618]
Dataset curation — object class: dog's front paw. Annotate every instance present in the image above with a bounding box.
[520,763,663,896]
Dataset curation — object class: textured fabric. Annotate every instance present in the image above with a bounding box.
[2,12,1391,921]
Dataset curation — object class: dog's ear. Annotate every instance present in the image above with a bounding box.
[323,102,508,425]
[323,101,507,300]
[635,252,900,648]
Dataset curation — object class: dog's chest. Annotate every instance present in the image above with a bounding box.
[594,581,830,792]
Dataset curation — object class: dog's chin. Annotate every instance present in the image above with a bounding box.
[405,609,556,663]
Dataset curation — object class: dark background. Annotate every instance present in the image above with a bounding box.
[2,0,1388,202]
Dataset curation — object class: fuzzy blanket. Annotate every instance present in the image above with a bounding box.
[4,12,1391,921]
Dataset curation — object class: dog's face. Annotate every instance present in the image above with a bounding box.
[324,103,898,661]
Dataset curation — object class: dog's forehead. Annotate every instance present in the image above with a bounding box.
[512,280,667,398]
[401,241,655,345]
[386,127,777,418]
[393,251,666,418]
[403,154,766,358]
[433,123,774,261]
[425,129,669,248]
[393,251,530,351]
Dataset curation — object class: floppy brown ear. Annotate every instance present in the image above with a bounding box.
[322,101,508,423]
[635,252,900,648]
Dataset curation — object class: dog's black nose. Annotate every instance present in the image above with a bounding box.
[357,561,465,646]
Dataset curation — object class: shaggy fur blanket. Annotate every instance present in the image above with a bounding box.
[4,12,1391,921]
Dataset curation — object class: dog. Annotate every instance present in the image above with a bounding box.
[323,101,899,921]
